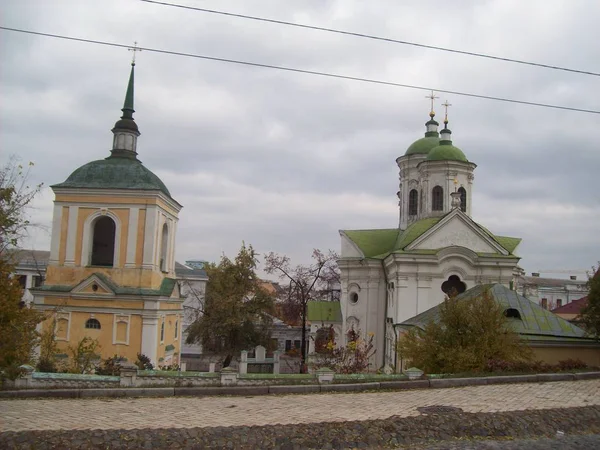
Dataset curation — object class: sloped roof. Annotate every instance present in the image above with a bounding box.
[6,249,50,268]
[36,272,178,297]
[400,284,592,343]
[175,261,207,279]
[342,213,520,260]
[552,296,588,315]
[307,301,342,323]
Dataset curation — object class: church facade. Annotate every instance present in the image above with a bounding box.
[338,106,521,370]
[32,63,184,367]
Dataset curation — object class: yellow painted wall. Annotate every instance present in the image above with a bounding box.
[58,206,69,264]
[43,296,144,310]
[135,208,146,266]
[156,314,181,365]
[532,346,600,367]
[45,265,166,290]
[44,311,145,362]
[54,194,181,217]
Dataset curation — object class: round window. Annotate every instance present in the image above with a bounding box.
[349,292,359,304]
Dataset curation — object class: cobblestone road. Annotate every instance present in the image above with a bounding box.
[1,380,598,432]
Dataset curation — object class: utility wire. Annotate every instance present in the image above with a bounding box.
[140,0,600,78]
[1,26,599,115]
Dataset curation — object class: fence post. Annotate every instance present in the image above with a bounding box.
[220,367,239,386]
[119,362,139,387]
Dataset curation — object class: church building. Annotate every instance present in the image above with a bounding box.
[32,62,184,367]
[338,101,522,369]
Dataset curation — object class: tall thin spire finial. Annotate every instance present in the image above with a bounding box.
[442,100,452,127]
[128,41,142,65]
[426,91,439,118]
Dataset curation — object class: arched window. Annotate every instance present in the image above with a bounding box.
[441,275,466,296]
[458,187,467,212]
[91,216,116,267]
[160,223,169,272]
[160,321,165,342]
[85,318,101,330]
[432,186,444,211]
[504,308,522,319]
[408,189,418,216]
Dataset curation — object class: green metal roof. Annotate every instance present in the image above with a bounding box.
[307,301,342,323]
[400,284,593,343]
[38,273,178,297]
[343,229,399,258]
[405,136,440,156]
[342,214,520,259]
[427,142,468,162]
[52,156,171,197]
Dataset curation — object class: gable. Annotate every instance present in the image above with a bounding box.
[408,213,505,254]
[71,274,116,296]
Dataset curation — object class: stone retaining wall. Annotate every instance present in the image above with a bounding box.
[2,371,599,399]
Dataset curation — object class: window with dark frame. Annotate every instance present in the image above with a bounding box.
[458,187,467,212]
[91,216,116,267]
[408,189,418,215]
[85,318,101,329]
[432,186,444,211]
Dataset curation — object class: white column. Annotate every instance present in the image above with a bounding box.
[64,206,79,266]
[141,315,159,366]
[125,207,139,268]
[49,203,63,264]
[142,206,157,269]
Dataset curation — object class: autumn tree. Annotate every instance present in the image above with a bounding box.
[580,265,600,339]
[264,249,339,372]
[185,244,275,367]
[0,157,44,381]
[398,289,531,374]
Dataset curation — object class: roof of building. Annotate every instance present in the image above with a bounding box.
[405,135,440,156]
[53,157,171,197]
[175,261,208,279]
[427,142,468,162]
[307,301,342,323]
[400,284,593,343]
[551,296,588,315]
[517,275,588,288]
[36,272,178,297]
[342,214,520,259]
[6,249,50,268]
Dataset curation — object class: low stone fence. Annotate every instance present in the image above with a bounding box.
[3,365,600,397]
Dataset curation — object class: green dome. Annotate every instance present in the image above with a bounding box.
[405,135,440,156]
[53,156,171,196]
[426,143,468,162]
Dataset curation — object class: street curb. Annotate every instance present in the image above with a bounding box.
[1,371,599,399]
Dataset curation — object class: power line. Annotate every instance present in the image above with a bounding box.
[140,0,600,78]
[1,26,599,115]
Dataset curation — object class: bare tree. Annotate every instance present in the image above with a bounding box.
[264,249,339,373]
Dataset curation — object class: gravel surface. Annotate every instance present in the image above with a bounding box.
[1,406,599,449]
[405,434,600,449]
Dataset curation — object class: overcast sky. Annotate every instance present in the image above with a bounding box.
[1,0,598,279]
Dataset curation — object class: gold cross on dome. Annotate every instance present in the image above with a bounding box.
[426,90,439,117]
[128,41,142,64]
[442,100,452,122]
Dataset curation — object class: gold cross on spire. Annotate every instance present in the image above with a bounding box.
[128,41,142,65]
[442,100,452,124]
[426,90,439,118]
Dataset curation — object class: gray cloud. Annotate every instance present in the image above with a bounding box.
[1,0,598,277]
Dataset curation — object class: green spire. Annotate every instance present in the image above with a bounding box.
[121,63,135,120]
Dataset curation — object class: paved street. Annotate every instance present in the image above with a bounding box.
[1,379,599,432]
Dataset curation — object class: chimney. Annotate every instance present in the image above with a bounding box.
[570,275,577,281]
[531,272,540,277]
